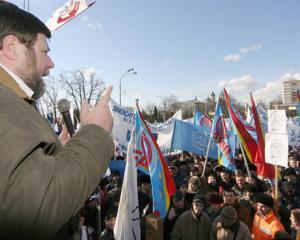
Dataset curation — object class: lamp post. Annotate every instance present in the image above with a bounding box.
[119,68,137,106]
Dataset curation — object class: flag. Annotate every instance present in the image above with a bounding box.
[171,119,218,159]
[134,109,176,218]
[114,131,140,240]
[250,93,275,179]
[194,111,212,128]
[224,88,258,163]
[46,0,95,32]
[212,99,236,171]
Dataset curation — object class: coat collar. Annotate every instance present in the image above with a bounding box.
[0,65,34,102]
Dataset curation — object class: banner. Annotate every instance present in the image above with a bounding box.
[46,0,95,32]
[287,120,300,146]
[109,99,182,155]
[114,132,140,240]
[171,119,218,159]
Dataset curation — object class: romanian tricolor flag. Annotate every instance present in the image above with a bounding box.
[250,93,275,179]
[134,108,176,218]
[224,89,258,163]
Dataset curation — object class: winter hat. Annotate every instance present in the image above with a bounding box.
[285,167,297,177]
[244,184,259,194]
[220,206,238,227]
[255,193,274,208]
[282,181,295,193]
[192,194,206,205]
[173,190,184,202]
[105,208,117,221]
[208,194,223,205]
[273,231,292,240]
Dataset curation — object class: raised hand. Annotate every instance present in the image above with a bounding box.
[80,86,113,134]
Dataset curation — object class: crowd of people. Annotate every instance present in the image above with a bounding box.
[81,149,300,240]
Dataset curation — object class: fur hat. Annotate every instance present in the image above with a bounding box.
[255,193,274,208]
[220,206,237,227]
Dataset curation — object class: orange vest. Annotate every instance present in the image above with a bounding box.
[252,211,285,240]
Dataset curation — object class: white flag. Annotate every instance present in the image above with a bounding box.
[46,0,95,32]
[114,131,140,240]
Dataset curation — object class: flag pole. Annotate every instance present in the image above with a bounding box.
[202,97,220,177]
[239,143,251,178]
[202,134,213,177]
[274,165,278,200]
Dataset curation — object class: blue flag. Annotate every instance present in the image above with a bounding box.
[194,111,212,128]
[171,119,218,159]
[134,110,176,218]
[212,100,236,171]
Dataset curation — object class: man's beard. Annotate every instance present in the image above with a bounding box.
[22,49,46,100]
[32,77,45,100]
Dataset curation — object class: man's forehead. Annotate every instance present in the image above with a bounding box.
[35,33,50,48]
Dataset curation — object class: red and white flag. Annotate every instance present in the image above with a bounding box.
[46,0,95,32]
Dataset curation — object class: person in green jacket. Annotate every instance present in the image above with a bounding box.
[0,2,114,239]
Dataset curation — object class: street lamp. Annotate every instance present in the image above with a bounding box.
[119,68,137,106]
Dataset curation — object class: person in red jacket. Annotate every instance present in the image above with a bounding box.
[252,193,285,240]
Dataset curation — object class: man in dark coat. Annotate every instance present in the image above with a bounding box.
[171,194,212,240]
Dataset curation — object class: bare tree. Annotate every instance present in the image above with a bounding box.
[42,75,61,122]
[59,69,105,110]
[157,95,180,121]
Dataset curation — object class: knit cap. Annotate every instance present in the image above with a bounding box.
[220,206,237,227]
[255,193,274,208]
[193,194,206,205]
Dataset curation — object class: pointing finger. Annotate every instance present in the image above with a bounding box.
[98,86,113,106]
[80,100,89,119]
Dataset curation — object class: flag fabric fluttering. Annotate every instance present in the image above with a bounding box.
[114,130,140,240]
[172,119,218,159]
[250,93,275,179]
[212,98,236,171]
[134,109,176,218]
[194,111,212,128]
[46,0,95,32]
[224,88,258,164]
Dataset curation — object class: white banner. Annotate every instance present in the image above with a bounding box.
[114,132,140,240]
[46,0,95,32]
[109,99,182,156]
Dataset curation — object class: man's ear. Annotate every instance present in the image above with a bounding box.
[1,35,19,60]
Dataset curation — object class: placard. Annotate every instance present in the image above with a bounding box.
[265,132,288,168]
[268,110,287,134]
